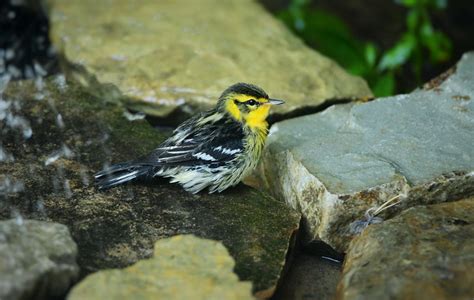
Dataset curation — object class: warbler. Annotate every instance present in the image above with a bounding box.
[94,82,284,193]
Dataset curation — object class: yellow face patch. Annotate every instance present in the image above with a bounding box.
[225,94,272,131]
[245,105,271,131]
[225,98,242,121]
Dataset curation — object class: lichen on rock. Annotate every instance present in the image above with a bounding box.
[68,235,254,300]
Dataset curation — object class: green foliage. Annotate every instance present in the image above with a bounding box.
[379,0,452,82]
[278,0,452,96]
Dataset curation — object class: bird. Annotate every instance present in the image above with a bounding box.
[94,82,284,194]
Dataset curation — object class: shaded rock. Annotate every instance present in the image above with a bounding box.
[337,198,474,300]
[272,253,341,300]
[0,77,299,294]
[0,219,79,300]
[47,0,371,121]
[259,52,474,251]
[68,235,254,300]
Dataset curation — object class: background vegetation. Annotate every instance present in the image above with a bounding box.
[262,0,473,96]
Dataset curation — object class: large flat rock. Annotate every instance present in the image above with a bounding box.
[0,219,79,300]
[68,235,254,300]
[260,52,474,251]
[47,0,371,121]
[337,199,474,300]
[0,77,299,294]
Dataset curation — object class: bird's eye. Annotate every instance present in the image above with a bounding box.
[246,99,258,106]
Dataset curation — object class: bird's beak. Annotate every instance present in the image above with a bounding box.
[268,98,285,105]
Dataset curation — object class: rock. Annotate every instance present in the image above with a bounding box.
[68,235,254,300]
[0,219,79,300]
[336,198,474,300]
[0,77,300,294]
[272,253,341,300]
[47,0,371,121]
[259,52,474,251]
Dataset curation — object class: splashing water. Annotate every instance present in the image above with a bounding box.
[1,74,32,165]
[56,113,65,128]
[0,74,33,139]
[0,176,25,196]
[0,98,33,138]
[0,0,68,223]
[0,75,11,93]
[0,147,14,162]
[44,144,74,166]
[53,74,67,92]
[63,179,73,198]
[11,209,24,226]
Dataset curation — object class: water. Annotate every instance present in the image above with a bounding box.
[44,144,74,166]
[0,176,25,196]
[0,0,60,220]
[0,0,59,80]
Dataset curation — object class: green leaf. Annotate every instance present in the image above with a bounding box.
[378,34,416,71]
[394,0,418,7]
[372,73,396,97]
[420,21,434,39]
[419,19,452,62]
[364,43,378,68]
[285,9,371,75]
[288,0,310,30]
[303,10,353,39]
[276,11,294,29]
[289,0,309,7]
[424,31,452,62]
[406,9,420,31]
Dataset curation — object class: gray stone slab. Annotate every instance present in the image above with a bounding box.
[260,52,474,251]
[0,219,79,300]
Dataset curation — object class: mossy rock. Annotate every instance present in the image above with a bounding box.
[0,77,299,294]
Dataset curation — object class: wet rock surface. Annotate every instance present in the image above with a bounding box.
[337,198,474,300]
[260,52,474,251]
[47,0,371,121]
[68,235,254,300]
[0,78,300,294]
[0,219,79,300]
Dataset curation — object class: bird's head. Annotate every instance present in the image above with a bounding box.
[217,83,284,130]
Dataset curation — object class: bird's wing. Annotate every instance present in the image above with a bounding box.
[137,111,245,166]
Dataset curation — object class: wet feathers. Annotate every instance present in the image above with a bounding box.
[94,82,281,193]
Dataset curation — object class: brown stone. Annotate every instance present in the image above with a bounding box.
[47,0,372,122]
[337,198,474,300]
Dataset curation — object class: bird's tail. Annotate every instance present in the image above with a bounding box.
[94,162,152,190]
